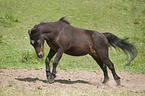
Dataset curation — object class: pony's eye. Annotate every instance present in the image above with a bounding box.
[37,40,40,44]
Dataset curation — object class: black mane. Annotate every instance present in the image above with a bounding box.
[59,17,70,24]
[31,23,46,33]
[31,25,39,32]
[31,17,70,32]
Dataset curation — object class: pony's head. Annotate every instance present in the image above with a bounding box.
[28,25,44,58]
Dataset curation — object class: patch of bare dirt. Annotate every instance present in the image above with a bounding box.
[0,68,145,92]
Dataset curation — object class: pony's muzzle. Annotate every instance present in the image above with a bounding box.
[37,52,44,58]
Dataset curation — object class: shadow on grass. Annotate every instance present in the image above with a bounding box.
[55,79,91,84]
[15,77,92,85]
[15,77,48,83]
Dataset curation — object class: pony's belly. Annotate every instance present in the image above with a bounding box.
[64,48,89,56]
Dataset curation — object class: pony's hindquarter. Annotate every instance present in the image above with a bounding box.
[90,32,121,85]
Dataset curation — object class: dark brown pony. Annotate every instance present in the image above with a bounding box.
[28,17,137,85]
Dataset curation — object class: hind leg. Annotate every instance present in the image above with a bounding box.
[91,54,109,84]
[96,49,121,85]
[103,57,120,85]
[92,33,120,85]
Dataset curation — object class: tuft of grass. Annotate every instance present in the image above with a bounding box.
[8,81,16,87]
[21,51,39,64]
[0,35,2,43]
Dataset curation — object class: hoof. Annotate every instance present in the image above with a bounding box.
[102,78,109,84]
[47,74,56,84]
[115,79,121,85]
[48,78,55,84]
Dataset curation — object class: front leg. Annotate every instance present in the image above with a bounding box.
[45,49,56,81]
[49,48,63,83]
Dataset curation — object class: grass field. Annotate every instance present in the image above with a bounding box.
[0,0,145,95]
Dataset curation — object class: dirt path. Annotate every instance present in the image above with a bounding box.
[0,68,145,95]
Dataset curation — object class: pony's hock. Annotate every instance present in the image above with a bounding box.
[28,17,137,85]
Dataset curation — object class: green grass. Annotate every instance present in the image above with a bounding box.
[0,0,145,73]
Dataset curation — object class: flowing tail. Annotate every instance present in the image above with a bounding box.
[103,32,137,66]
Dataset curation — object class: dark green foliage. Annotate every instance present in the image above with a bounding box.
[21,51,44,64]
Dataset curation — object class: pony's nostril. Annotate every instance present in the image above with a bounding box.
[38,53,44,58]
[39,55,42,58]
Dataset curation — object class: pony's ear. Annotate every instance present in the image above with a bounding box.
[59,17,66,21]
[28,30,31,35]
